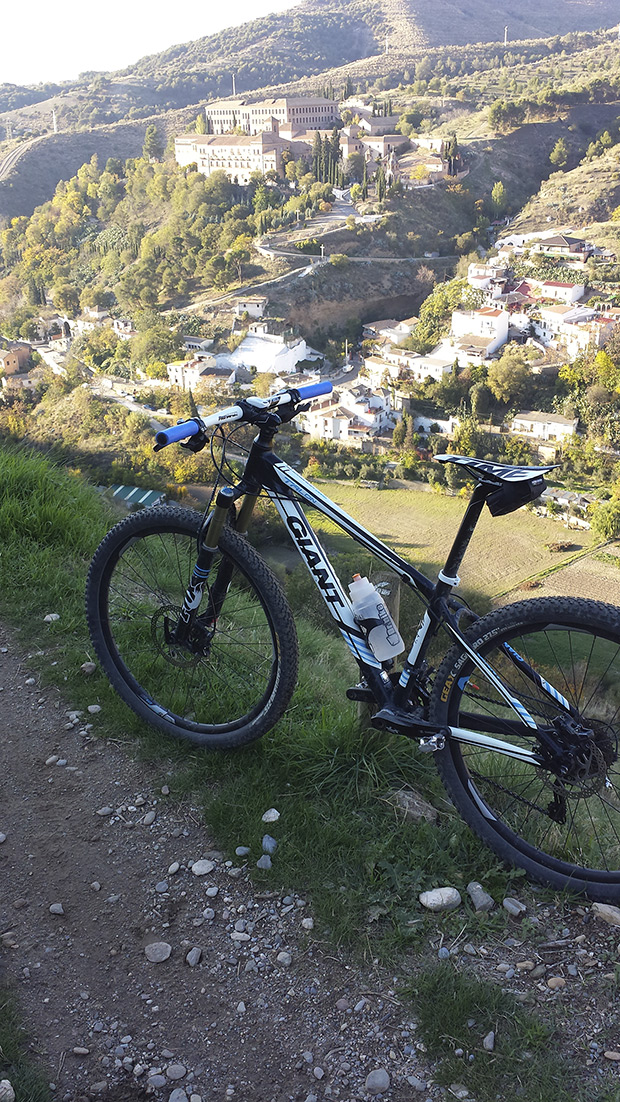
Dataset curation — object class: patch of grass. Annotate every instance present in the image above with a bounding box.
[0,984,51,1102]
[407,963,582,1102]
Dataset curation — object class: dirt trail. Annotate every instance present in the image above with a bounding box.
[0,624,434,1102]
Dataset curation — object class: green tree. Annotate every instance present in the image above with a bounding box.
[143,125,163,160]
[491,180,507,214]
[194,112,207,134]
[549,137,568,170]
[486,346,532,405]
[591,497,620,540]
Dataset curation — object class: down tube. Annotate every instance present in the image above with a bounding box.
[268,494,385,672]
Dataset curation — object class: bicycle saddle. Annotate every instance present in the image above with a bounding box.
[435,455,557,483]
[435,455,557,516]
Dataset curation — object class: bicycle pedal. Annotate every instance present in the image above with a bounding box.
[371,706,447,743]
[346,684,376,703]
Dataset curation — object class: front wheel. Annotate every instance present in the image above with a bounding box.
[429,597,620,901]
[86,506,299,747]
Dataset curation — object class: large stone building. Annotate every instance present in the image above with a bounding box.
[204,96,339,135]
[174,131,291,184]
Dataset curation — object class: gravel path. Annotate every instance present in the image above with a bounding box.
[0,625,439,1102]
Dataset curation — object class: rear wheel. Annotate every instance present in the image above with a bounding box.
[429,597,620,900]
[86,506,299,747]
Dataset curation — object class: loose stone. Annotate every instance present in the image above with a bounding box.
[143,811,156,826]
[168,862,180,875]
[261,808,280,822]
[386,786,437,823]
[277,951,292,967]
[231,932,250,943]
[87,705,101,714]
[604,1051,620,1061]
[166,1065,187,1081]
[168,1090,188,1102]
[256,855,272,870]
[301,917,314,930]
[503,897,527,917]
[49,903,65,916]
[365,1068,391,1095]
[191,860,215,876]
[438,947,450,960]
[236,1002,246,1014]
[144,942,172,963]
[406,1076,427,1091]
[81,661,96,675]
[516,960,535,971]
[592,903,620,927]
[205,887,218,898]
[235,847,250,857]
[96,807,113,817]
[0,834,6,844]
[186,948,202,967]
[148,1075,167,1089]
[155,882,169,893]
[44,613,60,623]
[482,1031,495,1051]
[73,1048,90,1056]
[547,976,566,990]
[466,881,494,912]
[419,887,461,912]
[262,834,278,855]
[0,1080,15,1102]
[335,998,349,1011]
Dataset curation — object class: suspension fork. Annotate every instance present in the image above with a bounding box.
[172,485,240,644]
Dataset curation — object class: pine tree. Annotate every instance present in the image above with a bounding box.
[376,162,386,201]
[312,131,322,180]
[361,161,368,200]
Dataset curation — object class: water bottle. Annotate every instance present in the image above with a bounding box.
[348,574,404,661]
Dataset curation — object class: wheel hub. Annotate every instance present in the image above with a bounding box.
[151,607,213,666]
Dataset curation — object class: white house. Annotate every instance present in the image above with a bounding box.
[221,331,317,375]
[235,295,268,319]
[533,303,597,345]
[297,383,393,444]
[511,411,578,442]
[467,262,510,294]
[451,306,509,359]
[537,280,585,304]
[166,355,218,388]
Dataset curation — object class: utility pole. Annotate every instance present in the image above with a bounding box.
[504,26,508,47]
[232,73,236,97]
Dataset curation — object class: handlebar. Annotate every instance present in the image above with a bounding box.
[153,380,333,451]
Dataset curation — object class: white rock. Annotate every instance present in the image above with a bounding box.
[143,810,156,826]
[43,613,60,623]
[81,662,96,675]
[419,887,462,912]
[261,808,280,822]
[168,862,180,875]
[144,941,172,962]
[365,1069,391,1095]
[49,903,65,916]
[592,902,620,927]
[96,807,113,816]
[301,917,314,930]
[0,1080,16,1102]
[277,951,292,967]
[236,1001,246,1014]
[191,860,215,876]
[0,833,6,844]
[482,1031,495,1051]
[87,704,101,714]
[186,947,202,967]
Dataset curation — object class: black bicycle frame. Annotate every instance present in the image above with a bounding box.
[177,430,572,768]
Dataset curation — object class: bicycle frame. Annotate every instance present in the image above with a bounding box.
[179,432,570,769]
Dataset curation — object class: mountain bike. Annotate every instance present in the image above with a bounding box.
[86,381,620,900]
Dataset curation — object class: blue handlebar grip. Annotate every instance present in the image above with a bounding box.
[154,419,201,448]
[296,381,333,399]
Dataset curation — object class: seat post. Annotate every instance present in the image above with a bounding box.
[438,483,489,589]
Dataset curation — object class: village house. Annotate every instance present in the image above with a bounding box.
[0,349,21,376]
[533,234,592,262]
[362,317,418,345]
[217,327,319,376]
[296,383,393,446]
[112,318,137,341]
[183,335,214,354]
[450,306,509,362]
[533,303,598,345]
[511,410,578,442]
[166,355,218,389]
[537,280,585,304]
[235,295,268,319]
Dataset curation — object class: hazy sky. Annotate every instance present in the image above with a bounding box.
[3,0,299,87]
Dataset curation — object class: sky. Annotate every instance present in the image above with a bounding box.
[2,0,299,87]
